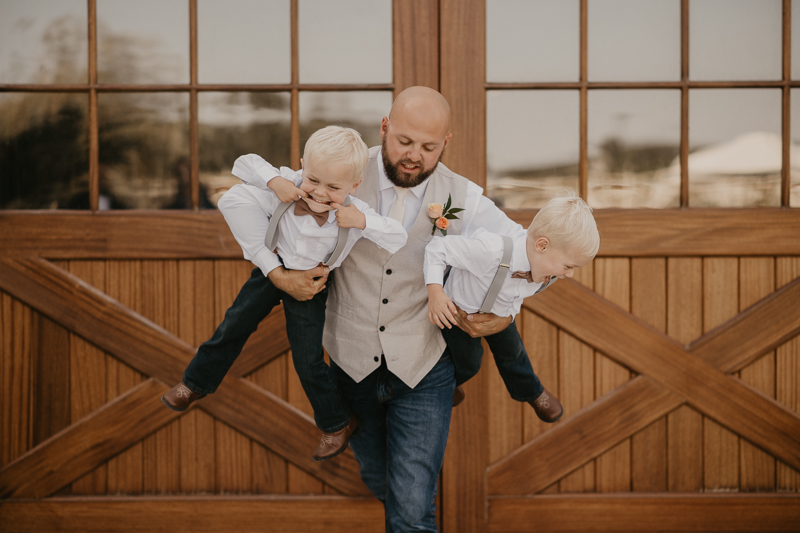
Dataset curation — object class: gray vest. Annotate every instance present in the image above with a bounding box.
[324,147,469,387]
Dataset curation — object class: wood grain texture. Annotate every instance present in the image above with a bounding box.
[1,295,32,467]
[486,494,800,532]
[776,257,800,491]
[393,0,439,92]
[0,496,384,533]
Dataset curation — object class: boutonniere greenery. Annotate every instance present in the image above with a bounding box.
[427,194,464,236]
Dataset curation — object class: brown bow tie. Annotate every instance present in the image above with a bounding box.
[511,271,534,283]
[294,199,330,227]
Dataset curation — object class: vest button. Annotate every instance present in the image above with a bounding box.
[382,298,388,304]
[374,356,379,362]
[379,326,385,332]
[386,269,392,275]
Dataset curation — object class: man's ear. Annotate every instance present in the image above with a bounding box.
[350,177,363,193]
[443,132,452,150]
[380,117,389,140]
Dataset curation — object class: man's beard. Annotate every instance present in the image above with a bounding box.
[381,138,444,188]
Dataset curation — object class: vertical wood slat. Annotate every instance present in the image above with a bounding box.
[522,312,560,460]
[88,0,98,211]
[1,294,33,468]
[249,355,290,494]
[630,258,668,492]
[290,0,300,167]
[702,258,739,491]
[593,258,631,492]
[782,0,791,207]
[393,0,439,93]
[666,257,703,491]
[486,333,522,465]
[579,0,588,200]
[680,0,689,206]
[776,257,800,490]
[69,260,108,495]
[738,257,777,491]
[287,352,324,495]
[189,0,199,209]
[32,312,70,447]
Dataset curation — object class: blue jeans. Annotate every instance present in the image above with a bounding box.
[331,353,455,533]
[442,320,544,402]
[183,267,351,433]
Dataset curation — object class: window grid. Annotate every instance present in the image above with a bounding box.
[484,0,795,208]
[0,0,393,211]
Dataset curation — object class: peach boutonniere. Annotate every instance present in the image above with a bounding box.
[428,194,464,236]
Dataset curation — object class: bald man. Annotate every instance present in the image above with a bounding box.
[323,86,521,532]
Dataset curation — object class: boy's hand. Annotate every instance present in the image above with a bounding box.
[453,308,513,337]
[268,176,307,203]
[427,284,459,329]
[268,265,329,301]
[331,202,366,230]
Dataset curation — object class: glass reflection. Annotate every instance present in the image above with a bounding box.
[487,0,579,83]
[790,89,800,207]
[487,90,579,209]
[588,90,680,208]
[0,93,89,209]
[689,0,781,81]
[198,0,290,84]
[0,0,87,84]
[794,0,800,79]
[299,91,392,152]
[298,0,392,84]
[199,92,291,208]
[689,89,781,207]
[98,93,189,209]
[588,0,680,82]
[97,0,189,84]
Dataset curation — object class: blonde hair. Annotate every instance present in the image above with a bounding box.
[302,125,369,182]
[528,189,600,258]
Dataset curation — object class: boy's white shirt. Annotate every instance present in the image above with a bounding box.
[219,154,408,277]
[423,227,545,318]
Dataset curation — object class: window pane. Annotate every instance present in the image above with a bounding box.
[199,92,291,208]
[97,0,189,84]
[98,92,189,209]
[299,91,392,153]
[487,90,580,208]
[689,0,781,81]
[198,0,290,84]
[793,0,800,78]
[298,0,392,84]
[487,0,579,83]
[0,0,88,84]
[790,89,800,207]
[588,0,680,82]
[0,93,89,209]
[689,89,781,207]
[588,90,680,208]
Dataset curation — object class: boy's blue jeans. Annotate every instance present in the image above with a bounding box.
[441,319,544,402]
[182,267,351,433]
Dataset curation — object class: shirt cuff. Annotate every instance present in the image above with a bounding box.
[425,264,446,286]
[360,212,383,243]
[254,164,281,189]
[252,248,282,278]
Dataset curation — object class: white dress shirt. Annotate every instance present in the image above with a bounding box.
[219,154,407,277]
[423,227,544,317]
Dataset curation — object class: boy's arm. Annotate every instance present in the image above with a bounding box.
[232,154,306,203]
[423,232,499,287]
[337,199,408,254]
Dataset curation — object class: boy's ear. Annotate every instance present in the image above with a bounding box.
[534,237,550,253]
[300,158,304,170]
[350,177,363,192]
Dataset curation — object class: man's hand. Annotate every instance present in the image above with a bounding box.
[268,176,307,203]
[453,307,513,338]
[331,202,366,230]
[268,265,329,301]
[427,284,458,329]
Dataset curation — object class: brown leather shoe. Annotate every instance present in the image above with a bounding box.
[528,387,563,423]
[161,382,206,412]
[452,385,466,407]
[312,414,359,461]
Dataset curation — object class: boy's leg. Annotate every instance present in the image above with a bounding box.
[182,268,282,395]
[282,287,353,459]
[486,320,563,422]
[440,325,484,387]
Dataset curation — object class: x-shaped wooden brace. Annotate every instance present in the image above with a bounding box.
[0,257,368,498]
[488,277,800,495]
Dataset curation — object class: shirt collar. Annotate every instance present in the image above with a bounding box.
[377,148,430,201]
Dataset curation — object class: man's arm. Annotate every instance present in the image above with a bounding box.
[452,308,513,338]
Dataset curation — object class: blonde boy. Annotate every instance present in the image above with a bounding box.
[163,126,407,460]
[424,189,599,420]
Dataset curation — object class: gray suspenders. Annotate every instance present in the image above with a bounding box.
[264,197,352,267]
[478,235,557,314]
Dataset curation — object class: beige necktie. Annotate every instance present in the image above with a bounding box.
[388,186,408,223]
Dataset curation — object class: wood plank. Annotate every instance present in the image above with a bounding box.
[0,496,385,533]
[32,313,71,446]
[0,379,179,499]
[486,494,800,532]
[776,257,800,491]
[393,0,439,92]
[738,257,776,491]
[487,334,522,464]
[702,257,739,491]
[287,354,324,495]
[4,210,800,258]
[249,355,290,494]
[1,295,32,467]
[68,260,108,495]
[630,258,667,492]
[0,257,367,496]
[521,312,559,450]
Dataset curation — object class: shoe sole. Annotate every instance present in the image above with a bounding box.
[311,420,361,462]
[161,395,188,412]
[539,407,564,424]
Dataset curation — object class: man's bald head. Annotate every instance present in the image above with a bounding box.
[388,86,451,139]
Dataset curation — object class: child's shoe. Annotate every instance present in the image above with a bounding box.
[528,387,563,423]
[161,382,206,412]
[312,414,359,461]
